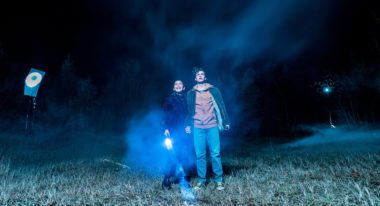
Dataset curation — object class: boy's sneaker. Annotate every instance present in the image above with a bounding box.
[216,182,225,191]
[193,182,206,190]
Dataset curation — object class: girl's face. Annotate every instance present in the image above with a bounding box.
[173,80,185,92]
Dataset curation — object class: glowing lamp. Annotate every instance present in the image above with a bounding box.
[322,86,332,94]
[24,68,45,97]
[164,138,173,150]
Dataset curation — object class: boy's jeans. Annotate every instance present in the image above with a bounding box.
[193,126,223,183]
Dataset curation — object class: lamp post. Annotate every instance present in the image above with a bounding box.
[321,84,335,128]
[313,78,336,128]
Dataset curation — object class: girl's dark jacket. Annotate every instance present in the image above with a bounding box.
[185,86,230,130]
[163,92,188,130]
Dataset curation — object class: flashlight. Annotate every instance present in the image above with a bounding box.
[164,138,173,150]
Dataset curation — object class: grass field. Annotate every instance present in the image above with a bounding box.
[0,130,380,205]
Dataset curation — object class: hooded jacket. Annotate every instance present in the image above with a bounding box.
[185,85,230,130]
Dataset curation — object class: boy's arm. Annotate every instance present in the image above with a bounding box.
[214,88,230,127]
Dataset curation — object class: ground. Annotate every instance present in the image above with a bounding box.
[0,130,379,205]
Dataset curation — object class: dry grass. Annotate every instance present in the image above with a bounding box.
[0,132,380,205]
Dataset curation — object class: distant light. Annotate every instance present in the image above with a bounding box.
[164,138,173,150]
[323,86,332,94]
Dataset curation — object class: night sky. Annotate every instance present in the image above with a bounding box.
[1,0,380,141]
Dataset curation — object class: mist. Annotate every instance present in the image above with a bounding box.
[115,0,337,73]
[1,1,380,204]
[123,109,166,172]
[1,0,379,148]
[90,0,345,140]
[283,125,380,152]
[123,108,196,175]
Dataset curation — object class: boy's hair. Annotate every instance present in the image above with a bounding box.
[192,67,205,75]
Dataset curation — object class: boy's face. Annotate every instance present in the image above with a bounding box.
[173,80,185,92]
[195,71,206,83]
